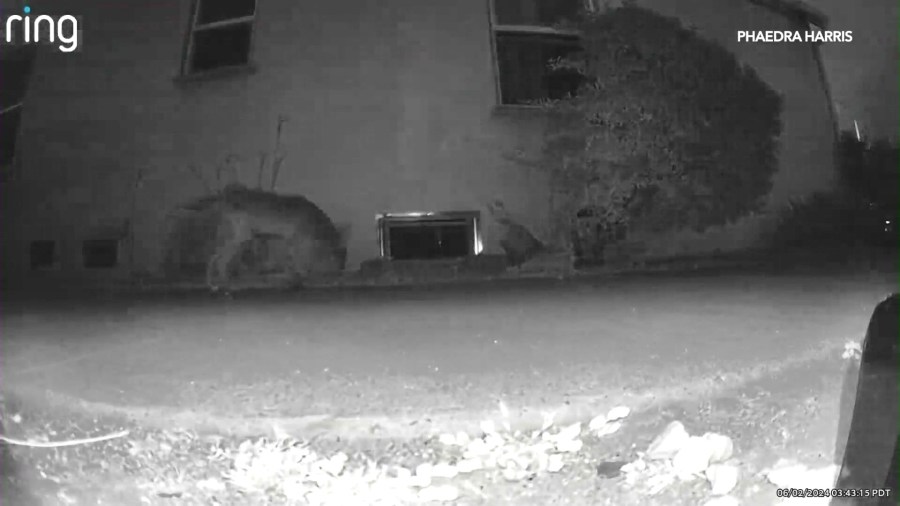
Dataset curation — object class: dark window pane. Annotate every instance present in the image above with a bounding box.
[496,32,583,104]
[494,0,581,26]
[196,0,255,25]
[30,240,55,269]
[190,23,252,72]
[0,50,36,106]
[83,239,118,268]
[0,106,21,165]
[388,221,471,260]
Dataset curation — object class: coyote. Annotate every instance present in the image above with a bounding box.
[187,184,348,291]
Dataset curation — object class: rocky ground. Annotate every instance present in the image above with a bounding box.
[0,346,865,506]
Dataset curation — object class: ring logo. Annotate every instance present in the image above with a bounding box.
[4,5,80,53]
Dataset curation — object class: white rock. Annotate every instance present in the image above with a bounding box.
[484,433,505,450]
[531,451,548,472]
[594,421,623,437]
[196,478,226,492]
[646,421,690,460]
[456,458,483,474]
[808,465,839,488]
[621,458,647,475]
[547,454,565,473]
[415,463,434,479]
[282,478,306,501]
[409,474,432,488]
[430,463,459,479]
[702,433,734,463]
[438,433,457,446]
[418,484,459,502]
[394,466,413,480]
[323,452,348,476]
[588,414,609,432]
[702,495,741,506]
[541,411,556,431]
[465,439,490,457]
[706,464,739,495]
[672,436,714,478]
[769,463,839,492]
[480,420,498,436]
[502,465,529,481]
[455,431,470,446]
[765,461,810,488]
[556,438,583,453]
[607,406,631,421]
[557,422,582,442]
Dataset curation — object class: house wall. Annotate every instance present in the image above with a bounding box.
[1,0,835,282]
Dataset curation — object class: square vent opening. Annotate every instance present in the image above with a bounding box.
[29,240,56,270]
[82,239,119,269]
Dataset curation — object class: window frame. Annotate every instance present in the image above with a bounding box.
[0,102,23,170]
[376,211,484,260]
[487,0,585,107]
[181,0,258,77]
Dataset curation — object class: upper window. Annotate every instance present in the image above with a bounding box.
[0,104,22,167]
[490,0,585,105]
[1,48,35,169]
[182,0,256,75]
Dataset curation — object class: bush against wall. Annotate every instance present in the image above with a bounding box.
[514,3,783,255]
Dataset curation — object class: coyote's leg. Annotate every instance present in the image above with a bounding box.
[285,233,313,289]
[208,212,252,294]
[206,253,221,292]
[208,240,248,293]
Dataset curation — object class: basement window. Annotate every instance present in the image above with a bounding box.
[82,239,119,269]
[29,240,56,270]
[377,211,483,261]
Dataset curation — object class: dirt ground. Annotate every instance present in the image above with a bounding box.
[0,352,859,505]
[0,267,895,504]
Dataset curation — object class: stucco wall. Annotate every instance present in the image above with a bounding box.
[2,0,835,280]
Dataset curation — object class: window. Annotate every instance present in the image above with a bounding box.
[377,212,483,261]
[1,47,36,167]
[490,0,585,105]
[29,240,56,270]
[82,239,119,269]
[183,0,256,75]
[0,104,22,167]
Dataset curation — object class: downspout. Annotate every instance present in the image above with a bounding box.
[810,37,840,143]
[807,21,842,188]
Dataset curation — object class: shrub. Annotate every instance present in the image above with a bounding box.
[510,2,783,259]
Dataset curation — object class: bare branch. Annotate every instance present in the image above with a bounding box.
[257,151,267,190]
[269,115,289,191]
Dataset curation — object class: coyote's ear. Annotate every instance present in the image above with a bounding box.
[335,223,352,248]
